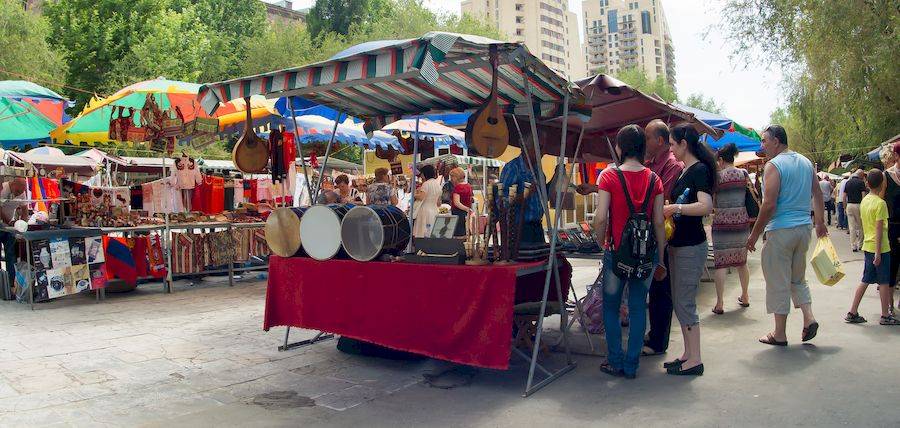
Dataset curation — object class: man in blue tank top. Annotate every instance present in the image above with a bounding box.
[747,125,828,346]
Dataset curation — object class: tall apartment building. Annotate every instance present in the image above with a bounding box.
[460,0,587,79]
[582,0,675,86]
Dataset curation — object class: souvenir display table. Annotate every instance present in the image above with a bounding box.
[263,256,571,370]
[2,226,105,310]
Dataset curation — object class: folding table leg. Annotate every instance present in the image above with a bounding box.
[278,328,334,352]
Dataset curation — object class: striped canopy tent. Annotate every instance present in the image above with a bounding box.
[198,32,582,396]
[50,78,277,148]
[382,118,465,147]
[198,32,579,120]
[282,114,401,149]
[419,153,504,168]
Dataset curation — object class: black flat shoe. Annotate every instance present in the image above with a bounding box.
[667,363,704,376]
[663,359,685,369]
[600,362,623,378]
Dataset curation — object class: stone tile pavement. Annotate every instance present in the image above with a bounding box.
[0,277,448,427]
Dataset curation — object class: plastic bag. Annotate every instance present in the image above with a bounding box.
[810,236,844,286]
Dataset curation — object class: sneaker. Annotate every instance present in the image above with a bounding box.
[845,312,867,323]
[879,315,900,325]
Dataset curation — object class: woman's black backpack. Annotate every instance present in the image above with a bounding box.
[610,169,658,280]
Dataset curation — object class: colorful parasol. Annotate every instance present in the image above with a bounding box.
[50,78,277,147]
[0,97,59,149]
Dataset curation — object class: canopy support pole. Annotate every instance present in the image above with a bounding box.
[288,97,315,205]
[519,55,575,397]
[407,117,420,251]
[313,111,343,203]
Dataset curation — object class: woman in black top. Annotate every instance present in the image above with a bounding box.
[661,124,716,376]
[880,143,900,314]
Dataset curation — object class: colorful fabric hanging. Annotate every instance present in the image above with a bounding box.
[103,236,137,286]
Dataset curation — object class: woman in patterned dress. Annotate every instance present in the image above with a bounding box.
[712,143,753,314]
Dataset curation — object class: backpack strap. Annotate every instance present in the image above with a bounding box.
[613,168,638,215]
[640,172,658,213]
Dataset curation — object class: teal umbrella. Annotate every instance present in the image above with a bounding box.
[0,97,57,149]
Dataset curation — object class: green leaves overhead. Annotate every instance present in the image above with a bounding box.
[723,0,900,162]
[0,0,66,92]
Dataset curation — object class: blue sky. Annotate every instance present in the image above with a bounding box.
[270,0,783,129]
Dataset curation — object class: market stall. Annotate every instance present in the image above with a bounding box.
[199,31,581,396]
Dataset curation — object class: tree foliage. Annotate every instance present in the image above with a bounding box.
[106,7,212,91]
[722,0,899,163]
[683,93,724,114]
[616,67,677,102]
[0,0,66,91]
[307,0,392,39]
[45,0,172,107]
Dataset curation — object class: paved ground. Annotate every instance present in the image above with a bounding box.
[1,225,898,427]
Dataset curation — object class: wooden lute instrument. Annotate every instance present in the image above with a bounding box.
[232,97,270,173]
[466,45,509,159]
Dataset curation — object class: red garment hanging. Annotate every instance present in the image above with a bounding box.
[208,176,225,214]
[283,132,296,170]
[192,175,212,213]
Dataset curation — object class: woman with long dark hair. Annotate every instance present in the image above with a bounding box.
[712,143,752,314]
[661,124,716,376]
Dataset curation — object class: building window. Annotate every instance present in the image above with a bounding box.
[657,66,662,73]
[516,16,524,24]
[641,11,652,34]
[654,40,660,47]
[608,9,618,33]
[516,29,524,36]
[656,56,661,64]
[515,3,523,11]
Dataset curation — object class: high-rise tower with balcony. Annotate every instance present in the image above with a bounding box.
[461,0,587,79]
[582,0,675,86]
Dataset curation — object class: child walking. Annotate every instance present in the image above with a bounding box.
[846,169,900,325]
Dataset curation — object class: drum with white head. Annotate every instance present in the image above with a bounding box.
[300,204,354,260]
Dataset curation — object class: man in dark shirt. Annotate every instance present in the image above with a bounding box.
[843,170,867,251]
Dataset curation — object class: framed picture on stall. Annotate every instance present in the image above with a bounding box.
[430,215,458,239]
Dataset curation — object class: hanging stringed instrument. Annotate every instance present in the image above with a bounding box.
[232,97,270,173]
[465,45,509,159]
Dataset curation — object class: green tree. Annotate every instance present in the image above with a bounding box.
[0,0,66,92]
[45,0,172,108]
[616,67,677,102]
[172,0,267,81]
[307,0,392,39]
[105,7,212,91]
[240,20,317,76]
[683,93,724,114]
[722,0,899,163]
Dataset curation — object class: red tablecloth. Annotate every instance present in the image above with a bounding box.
[264,256,571,370]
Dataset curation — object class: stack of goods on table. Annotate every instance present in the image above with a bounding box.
[60,180,132,227]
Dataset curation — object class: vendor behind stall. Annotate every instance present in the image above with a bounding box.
[1,178,28,288]
[500,125,546,244]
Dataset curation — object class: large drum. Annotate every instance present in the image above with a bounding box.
[300,204,354,260]
[265,207,308,257]
[341,205,411,262]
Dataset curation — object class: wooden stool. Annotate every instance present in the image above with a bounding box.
[513,302,561,357]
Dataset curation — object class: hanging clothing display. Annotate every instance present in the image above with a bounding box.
[130,185,143,210]
[103,236,137,286]
[141,177,183,215]
[224,181,235,211]
[270,128,287,182]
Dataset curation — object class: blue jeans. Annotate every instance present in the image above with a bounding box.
[837,202,847,229]
[602,253,653,376]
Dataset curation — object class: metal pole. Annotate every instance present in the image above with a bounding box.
[313,111,343,203]
[408,117,420,249]
[521,53,573,394]
[288,96,314,204]
[163,156,173,293]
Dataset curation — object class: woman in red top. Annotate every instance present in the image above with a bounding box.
[450,167,473,237]
[592,124,666,379]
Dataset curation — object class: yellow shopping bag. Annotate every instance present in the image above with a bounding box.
[810,236,844,286]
